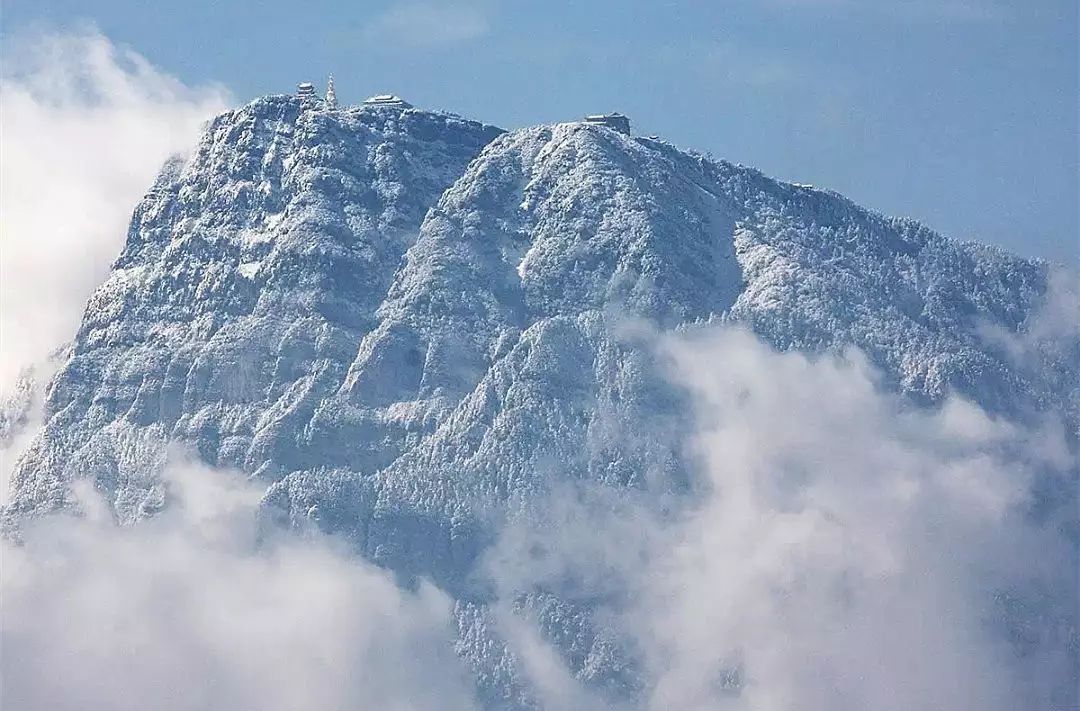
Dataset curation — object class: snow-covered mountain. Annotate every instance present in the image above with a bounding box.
[6,95,1076,709]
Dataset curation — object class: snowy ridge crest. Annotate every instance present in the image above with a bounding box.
[6,95,1077,709]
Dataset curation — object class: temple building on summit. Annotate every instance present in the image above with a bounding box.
[364,94,413,109]
[584,112,631,135]
[296,76,340,107]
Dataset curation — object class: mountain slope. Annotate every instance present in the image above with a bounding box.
[6,96,1076,709]
[271,119,1071,574]
[7,95,502,522]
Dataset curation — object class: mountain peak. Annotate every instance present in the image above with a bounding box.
[6,90,1075,709]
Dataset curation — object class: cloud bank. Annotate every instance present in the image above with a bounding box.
[1,459,478,711]
[0,29,230,387]
[641,328,1074,710]
[484,326,1077,710]
[3,327,1073,709]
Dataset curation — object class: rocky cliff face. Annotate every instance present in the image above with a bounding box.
[8,95,502,522]
[7,96,1076,709]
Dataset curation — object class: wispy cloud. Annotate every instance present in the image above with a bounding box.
[363,2,491,50]
[0,28,230,388]
[701,42,807,88]
[2,456,478,711]
[761,0,1011,23]
[483,324,1077,710]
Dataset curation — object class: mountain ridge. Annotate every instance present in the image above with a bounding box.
[5,93,1076,709]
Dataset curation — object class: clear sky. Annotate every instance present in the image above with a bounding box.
[2,0,1076,261]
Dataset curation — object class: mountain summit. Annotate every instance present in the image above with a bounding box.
[7,94,1077,708]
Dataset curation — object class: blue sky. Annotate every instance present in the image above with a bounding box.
[3,0,1076,261]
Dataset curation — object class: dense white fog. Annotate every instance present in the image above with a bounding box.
[485,326,1075,710]
[4,326,1073,710]
[0,29,228,387]
[2,460,478,711]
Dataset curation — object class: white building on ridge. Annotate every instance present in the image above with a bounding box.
[364,94,413,109]
[584,112,631,135]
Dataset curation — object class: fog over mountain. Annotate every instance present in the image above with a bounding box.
[2,33,1076,711]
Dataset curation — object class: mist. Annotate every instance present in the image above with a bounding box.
[3,326,1073,709]
[0,28,229,387]
[1,458,478,711]
[483,325,1077,710]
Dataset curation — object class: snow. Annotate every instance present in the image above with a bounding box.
[4,93,1076,709]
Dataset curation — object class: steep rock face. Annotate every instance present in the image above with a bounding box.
[331,127,735,572]
[274,122,1070,578]
[8,95,502,522]
[7,101,1076,708]
[262,122,1074,707]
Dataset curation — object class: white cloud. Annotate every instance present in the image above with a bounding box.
[978,267,1080,369]
[363,2,490,49]
[0,28,230,388]
[483,325,1076,710]
[640,328,1072,710]
[8,323,1071,708]
[1,456,479,711]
